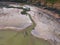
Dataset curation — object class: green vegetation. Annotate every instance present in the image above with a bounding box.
[21,10,27,14]
[21,7,30,14]
[46,0,57,7]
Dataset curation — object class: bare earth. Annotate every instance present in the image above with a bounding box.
[0,6,32,31]
[26,5,60,45]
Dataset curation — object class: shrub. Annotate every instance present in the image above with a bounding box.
[21,10,27,14]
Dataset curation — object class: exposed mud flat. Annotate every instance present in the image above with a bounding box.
[27,5,60,45]
[0,7,32,31]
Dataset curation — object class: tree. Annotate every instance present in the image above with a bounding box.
[44,0,48,6]
[48,0,57,8]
